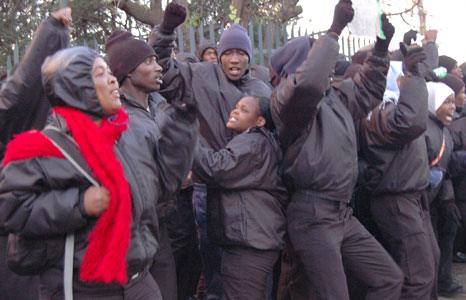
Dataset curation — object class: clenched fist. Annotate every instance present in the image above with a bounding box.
[83,186,110,217]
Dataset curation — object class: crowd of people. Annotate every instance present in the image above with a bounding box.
[1,0,466,299]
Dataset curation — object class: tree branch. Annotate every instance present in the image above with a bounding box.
[114,0,163,27]
[386,0,420,17]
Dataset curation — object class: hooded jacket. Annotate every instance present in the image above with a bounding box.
[150,26,271,151]
[0,47,194,290]
[192,127,287,250]
[271,34,390,203]
[0,17,69,160]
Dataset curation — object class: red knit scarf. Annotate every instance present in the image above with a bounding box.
[3,107,132,285]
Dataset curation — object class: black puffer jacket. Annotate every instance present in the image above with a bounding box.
[271,34,389,203]
[150,26,271,151]
[425,115,455,202]
[121,92,197,224]
[0,47,196,286]
[0,17,69,160]
[358,75,429,195]
[192,128,288,250]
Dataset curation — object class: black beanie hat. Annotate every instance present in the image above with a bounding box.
[439,55,458,73]
[441,74,465,95]
[105,30,157,84]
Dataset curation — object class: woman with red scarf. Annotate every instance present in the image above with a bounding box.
[0,47,163,299]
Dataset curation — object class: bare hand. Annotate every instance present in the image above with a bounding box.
[83,186,110,217]
[51,7,72,27]
[423,29,438,44]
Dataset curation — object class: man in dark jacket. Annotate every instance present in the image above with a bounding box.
[149,3,271,299]
[270,2,403,299]
[359,46,441,299]
[105,31,198,300]
[0,7,70,300]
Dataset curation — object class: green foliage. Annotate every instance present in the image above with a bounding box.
[228,5,240,24]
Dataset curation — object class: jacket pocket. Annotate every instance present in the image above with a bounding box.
[7,234,64,276]
[221,192,247,246]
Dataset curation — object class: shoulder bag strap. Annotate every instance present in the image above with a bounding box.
[43,126,100,300]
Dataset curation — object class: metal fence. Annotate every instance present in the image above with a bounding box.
[4,22,374,75]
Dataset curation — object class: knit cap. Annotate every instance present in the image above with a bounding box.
[427,81,454,114]
[218,24,252,61]
[105,30,156,84]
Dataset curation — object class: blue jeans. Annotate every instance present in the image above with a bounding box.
[192,183,222,300]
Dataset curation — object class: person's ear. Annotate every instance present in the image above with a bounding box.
[256,116,266,128]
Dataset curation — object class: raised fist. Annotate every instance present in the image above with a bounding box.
[403,29,417,46]
[400,43,426,76]
[160,2,187,34]
[50,7,72,28]
[374,14,395,55]
[329,0,354,36]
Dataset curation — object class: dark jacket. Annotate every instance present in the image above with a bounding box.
[121,92,197,224]
[448,117,466,202]
[0,17,69,159]
[150,26,271,151]
[192,128,288,250]
[425,115,455,202]
[0,47,196,287]
[271,34,389,203]
[358,75,429,195]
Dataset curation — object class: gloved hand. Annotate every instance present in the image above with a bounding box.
[329,0,354,36]
[374,14,395,56]
[403,29,417,46]
[442,201,462,227]
[160,2,187,34]
[400,43,426,76]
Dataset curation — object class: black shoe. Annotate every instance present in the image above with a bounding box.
[453,251,466,263]
[439,282,464,297]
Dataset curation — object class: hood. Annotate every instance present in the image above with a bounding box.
[383,61,404,103]
[270,37,314,78]
[196,41,217,61]
[426,81,454,114]
[42,46,105,117]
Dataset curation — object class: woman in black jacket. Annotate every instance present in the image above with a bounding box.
[192,95,287,300]
[0,47,163,299]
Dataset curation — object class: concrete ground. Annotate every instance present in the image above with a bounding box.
[440,263,466,300]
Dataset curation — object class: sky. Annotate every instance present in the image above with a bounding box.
[296,0,466,63]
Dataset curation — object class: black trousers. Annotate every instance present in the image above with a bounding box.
[221,246,279,300]
[287,196,403,300]
[431,199,458,290]
[150,223,178,300]
[167,187,202,300]
[371,191,440,300]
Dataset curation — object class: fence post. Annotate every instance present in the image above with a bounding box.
[266,23,272,64]
[189,26,196,54]
[258,22,264,66]
[209,23,215,43]
[282,24,287,45]
[275,24,281,49]
[177,26,185,53]
[7,55,12,76]
[248,22,255,65]
[198,22,205,44]
[13,43,19,66]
